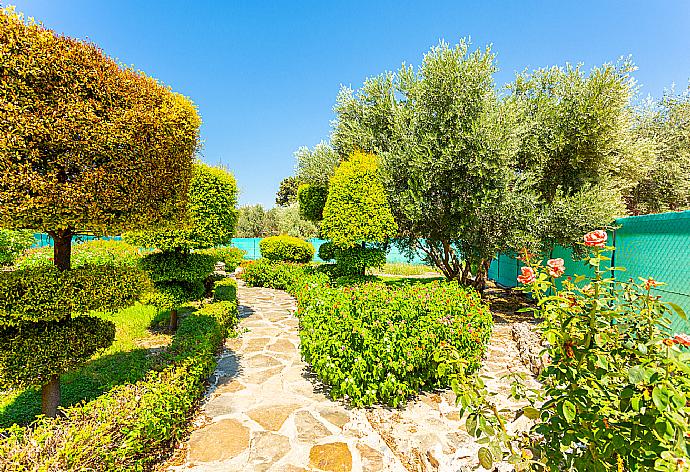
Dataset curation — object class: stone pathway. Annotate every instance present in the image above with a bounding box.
[170,281,536,472]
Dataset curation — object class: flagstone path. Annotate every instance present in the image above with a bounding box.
[169,280,535,472]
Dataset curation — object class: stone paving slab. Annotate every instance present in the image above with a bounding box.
[170,280,536,472]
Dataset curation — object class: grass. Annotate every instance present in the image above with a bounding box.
[0,303,171,427]
[377,275,445,287]
[372,262,439,276]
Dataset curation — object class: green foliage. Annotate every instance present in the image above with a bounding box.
[317,241,336,261]
[0,307,229,470]
[510,61,640,201]
[139,252,215,284]
[298,280,492,407]
[15,239,143,270]
[259,235,315,263]
[0,304,161,427]
[197,246,246,271]
[235,204,271,237]
[197,301,239,335]
[240,259,308,291]
[0,7,199,235]
[321,151,397,250]
[628,89,690,214]
[213,277,237,302]
[0,229,34,266]
[241,260,492,407]
[0,265,152,327]
[235,203,318,239]
[446,239,690,471]
[294,141,340,187]
[522,246,690,470]
[0,316,115,390]
[125,163,238,251]
[332,245,386,275]
[297,184,328,223]
[275,176,301,206]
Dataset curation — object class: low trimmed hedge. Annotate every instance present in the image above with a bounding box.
[259,235,314,263]
[213,277,237,302]
[198,300,239,335]
[138,252,216,284]
[241,260,493,407]
[241,258,307,291]
[0,304,231,470]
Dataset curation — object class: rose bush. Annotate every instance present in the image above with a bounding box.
[442,231,690,471]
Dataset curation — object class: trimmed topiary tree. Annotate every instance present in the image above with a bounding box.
[259,235,315,263]
[127,163,239,330]
[0,7,200,416]
[321,151,397,274]
[297,184,329,223]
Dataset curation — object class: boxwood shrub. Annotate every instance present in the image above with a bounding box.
[213,277,237,302]
[0,264,152,327]
[0,316,116,390]
[259,235,314,263]
[241,258,307,290]
[0,303,232,470]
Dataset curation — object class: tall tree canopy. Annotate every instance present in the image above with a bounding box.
[332,39,635,287]
[0,8,201,416]
[627,88,690,214]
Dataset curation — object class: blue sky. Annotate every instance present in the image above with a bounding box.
[7,1,690,207]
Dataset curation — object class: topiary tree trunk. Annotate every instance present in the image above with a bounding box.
[41,229,73,416]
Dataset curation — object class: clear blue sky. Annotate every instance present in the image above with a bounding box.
[7,1,690,207]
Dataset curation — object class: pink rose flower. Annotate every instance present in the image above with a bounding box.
[584,230,608,248]
[547,258,565,278]
[673,333,690,347]
[517,266,536,284]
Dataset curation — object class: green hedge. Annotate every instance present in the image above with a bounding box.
[259,235,314,263]
[197,246,245,272]
[213,277,237,302]
[15,240,142,270]
[198,300,239,335]
[298,281,492,406]
[0,229,34,266]
[242,261,493,407]
[0,316,115,390]
[138,252,216,284]
[241,258,308,291]
[0,265,152,327]
[0,305,231,470]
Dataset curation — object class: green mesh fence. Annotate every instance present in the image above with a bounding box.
[489,210,690,333]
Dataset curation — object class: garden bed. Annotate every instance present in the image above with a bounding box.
[0,303,168,427]
[0,297,238,470]
[241,259,493,407]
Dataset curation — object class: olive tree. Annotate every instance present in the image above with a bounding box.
[0,8,200,416]
[334,40,532,287]
[508,61,637,250]
[627,88,690,214]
